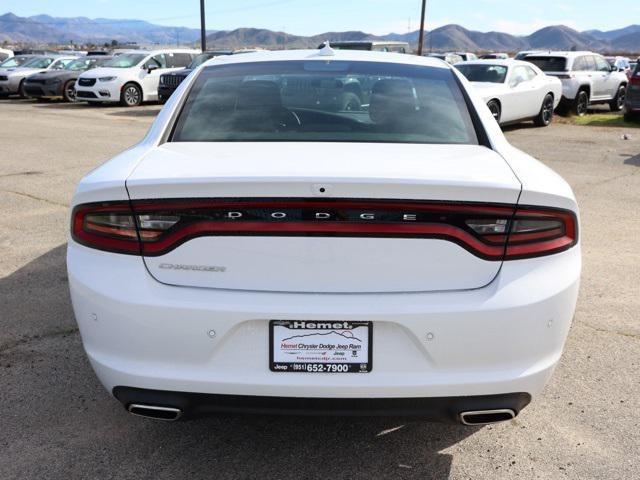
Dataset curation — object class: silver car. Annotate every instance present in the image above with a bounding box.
[0,56,77,98]
[524,51,628,116]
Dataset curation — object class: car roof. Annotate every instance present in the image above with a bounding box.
[115,49,200,57]
[524,51,598,58]
[323,40,409,46]
[201,48,449,69]
[455,59,528,67]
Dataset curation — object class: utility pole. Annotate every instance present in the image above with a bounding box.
[200,0,207,51]
[417,0,427,56]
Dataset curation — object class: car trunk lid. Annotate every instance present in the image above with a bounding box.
[126,142,521,293]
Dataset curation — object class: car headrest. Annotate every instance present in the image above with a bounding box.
[236,80,283,111]
[369,79,418,124]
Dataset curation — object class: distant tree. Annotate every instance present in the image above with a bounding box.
[111,39,118,47]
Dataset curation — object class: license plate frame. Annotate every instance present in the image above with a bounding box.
[269,320,373,373]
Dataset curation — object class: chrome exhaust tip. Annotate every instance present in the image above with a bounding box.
[127,404,182,421]
[459,409,516,426]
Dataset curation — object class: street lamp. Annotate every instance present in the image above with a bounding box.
[200,0,207,51]
[417,0,427,56]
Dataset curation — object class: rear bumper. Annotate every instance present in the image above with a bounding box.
[68,240,580,405]
[113,386,531,421]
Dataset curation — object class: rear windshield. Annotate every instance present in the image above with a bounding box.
[171,60,479,145]
[525,56,567,72]
[456,64,507,83]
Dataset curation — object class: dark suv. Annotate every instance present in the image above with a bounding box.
[158,51,233,102]
[624,60,640,121]
[24,56,113,102]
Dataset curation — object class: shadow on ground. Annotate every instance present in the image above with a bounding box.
[0,245,481,479]
[108,107,162,118]
[621,153,640,167]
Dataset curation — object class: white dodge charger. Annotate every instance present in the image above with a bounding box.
[67,48,581,425]
[456,59,563,127]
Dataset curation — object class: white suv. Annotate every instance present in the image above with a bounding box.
[525,52,628,116]
[75,49,199,106]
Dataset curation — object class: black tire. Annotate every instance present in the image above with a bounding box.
[62,80,77,103]
[573,89,589,116]
[534,94,555,127]
[487,99,501,124]
[624,111,636,122]
[609,85,626,112]
[18,79,27,99]
[120,82,142,107]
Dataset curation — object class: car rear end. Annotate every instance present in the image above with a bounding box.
[625,62,640,118]
[525,54,578,102]
[67,51,580,424]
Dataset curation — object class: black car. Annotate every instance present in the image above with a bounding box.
[158,51,234,102]
[624,60,640,121]
[24,56,113,102]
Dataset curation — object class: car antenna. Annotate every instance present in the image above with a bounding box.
[318,41,335,57]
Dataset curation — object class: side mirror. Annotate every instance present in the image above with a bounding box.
[146,64,158,74]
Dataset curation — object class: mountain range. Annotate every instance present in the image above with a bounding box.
[0,12,638,53]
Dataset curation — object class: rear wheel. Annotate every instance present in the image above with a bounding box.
[120,83,142,107]
[534,94,555,127]
[487,100,501,124]
[63,80,77,102]
[609,85,626,112]
[573,90,589,116]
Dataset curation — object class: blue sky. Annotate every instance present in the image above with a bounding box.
[1,0,637,35]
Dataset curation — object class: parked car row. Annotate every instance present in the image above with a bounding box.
[0,46,634,125]
[24,56,114,102]
[0,48,200,106]
[451,51,630,127]
[0,55,78,97]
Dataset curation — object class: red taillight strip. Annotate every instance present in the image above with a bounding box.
[139,220,507,259]
[71,199,578,261]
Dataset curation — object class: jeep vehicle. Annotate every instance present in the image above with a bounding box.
[525,51,628,115]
